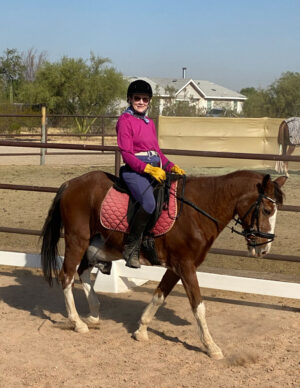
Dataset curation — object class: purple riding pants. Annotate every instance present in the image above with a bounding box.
[121,154,160,214]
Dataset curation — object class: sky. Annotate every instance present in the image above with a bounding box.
[1,0,299,92]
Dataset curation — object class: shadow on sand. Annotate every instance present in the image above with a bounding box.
[0,267,191,335]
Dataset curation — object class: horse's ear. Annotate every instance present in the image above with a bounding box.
[273,176,288,187]
[262,174,270,187]
[257,174,270,193]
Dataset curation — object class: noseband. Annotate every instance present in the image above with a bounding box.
[231,175,276,247]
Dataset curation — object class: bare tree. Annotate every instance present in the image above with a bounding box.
[22,48,47,82]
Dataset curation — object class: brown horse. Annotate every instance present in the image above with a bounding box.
[275,118,300,176]
[41,170,286,359]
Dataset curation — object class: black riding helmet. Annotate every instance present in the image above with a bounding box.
[127,80,153,99]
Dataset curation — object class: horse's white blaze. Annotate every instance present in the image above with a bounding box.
[194,302,223,359]
[269,207,278,234]
[80,267,100,320]
[264,206,278,254]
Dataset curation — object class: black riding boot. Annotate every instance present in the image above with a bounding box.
[123,207,150,268]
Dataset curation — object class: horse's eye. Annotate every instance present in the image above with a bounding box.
[262,208,271,216]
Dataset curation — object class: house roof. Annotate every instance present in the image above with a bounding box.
[127,76,246,100]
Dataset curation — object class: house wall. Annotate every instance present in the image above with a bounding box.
[236,100,244,113]
[118,84,245,115]
[208,99,244,113]
[175,84,205,113]
[176,84,201,100]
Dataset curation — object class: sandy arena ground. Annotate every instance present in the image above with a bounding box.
[0,148,299,387]
[0,267,299,388]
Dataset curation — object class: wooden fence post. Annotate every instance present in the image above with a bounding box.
[115,150,121,176]
[40,106,46,165]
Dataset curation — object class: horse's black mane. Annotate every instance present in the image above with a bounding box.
[273,180,284,205]
[104,172,118,183]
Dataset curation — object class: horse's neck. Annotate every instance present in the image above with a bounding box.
[213,176,241,224]
[193,173,254,228]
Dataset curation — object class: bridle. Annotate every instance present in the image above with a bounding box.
[231,191,276,247]
[166,173,277,248]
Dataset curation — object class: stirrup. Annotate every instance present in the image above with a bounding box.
[125,255,141,269]
[123,239,141,269]
[141,236,160,266]
[94,261,112,275]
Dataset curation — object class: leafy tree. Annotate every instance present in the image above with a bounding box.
[0,78,6,102]
[162,100,199,116]
[268,71,300,117]
[148,85,161,117]
[241,72,300,118]
[19,53,128,133]
[240,87,257,97]
[242,88,272,117]
[0,48,25,103]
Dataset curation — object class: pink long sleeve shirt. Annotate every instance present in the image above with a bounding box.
[116,112,174,174]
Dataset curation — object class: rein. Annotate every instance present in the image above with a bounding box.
[166,174,276,247]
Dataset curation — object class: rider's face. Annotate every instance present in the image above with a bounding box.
[130,94,150,114]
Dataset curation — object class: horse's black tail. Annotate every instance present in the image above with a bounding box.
[40,183,67,287]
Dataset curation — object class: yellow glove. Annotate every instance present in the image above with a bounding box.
[144,164,166,183]
[171,164,185,175]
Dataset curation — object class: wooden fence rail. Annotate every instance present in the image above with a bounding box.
[0,140,299,265]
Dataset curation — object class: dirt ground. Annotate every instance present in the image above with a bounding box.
[0,151,299,387]
[0,267,299,388]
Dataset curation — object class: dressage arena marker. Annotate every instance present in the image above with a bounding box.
[1,251,299,300]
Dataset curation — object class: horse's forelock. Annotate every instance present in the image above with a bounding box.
[256,174,284,205]
[259,174,271,193]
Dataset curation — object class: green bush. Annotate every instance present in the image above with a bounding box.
[0,103,41,134]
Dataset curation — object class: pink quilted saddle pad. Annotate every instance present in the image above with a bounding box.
[100,181,178,237]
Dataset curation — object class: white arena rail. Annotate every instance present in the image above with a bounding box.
[0,250,299,299]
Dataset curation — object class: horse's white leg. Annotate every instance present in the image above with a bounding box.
[275,144,289,175]
[134,269,180,341]
[284,144,295,177]
[133,290,164,341]
[193,302,223,360]
[180,266,223,359]
[79,267,100,324]
[63,276,89,333]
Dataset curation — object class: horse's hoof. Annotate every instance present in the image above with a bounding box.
[133,329,149,341]
[75,324,89,334]
[208,350,224,360]
[86,315,100,324]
